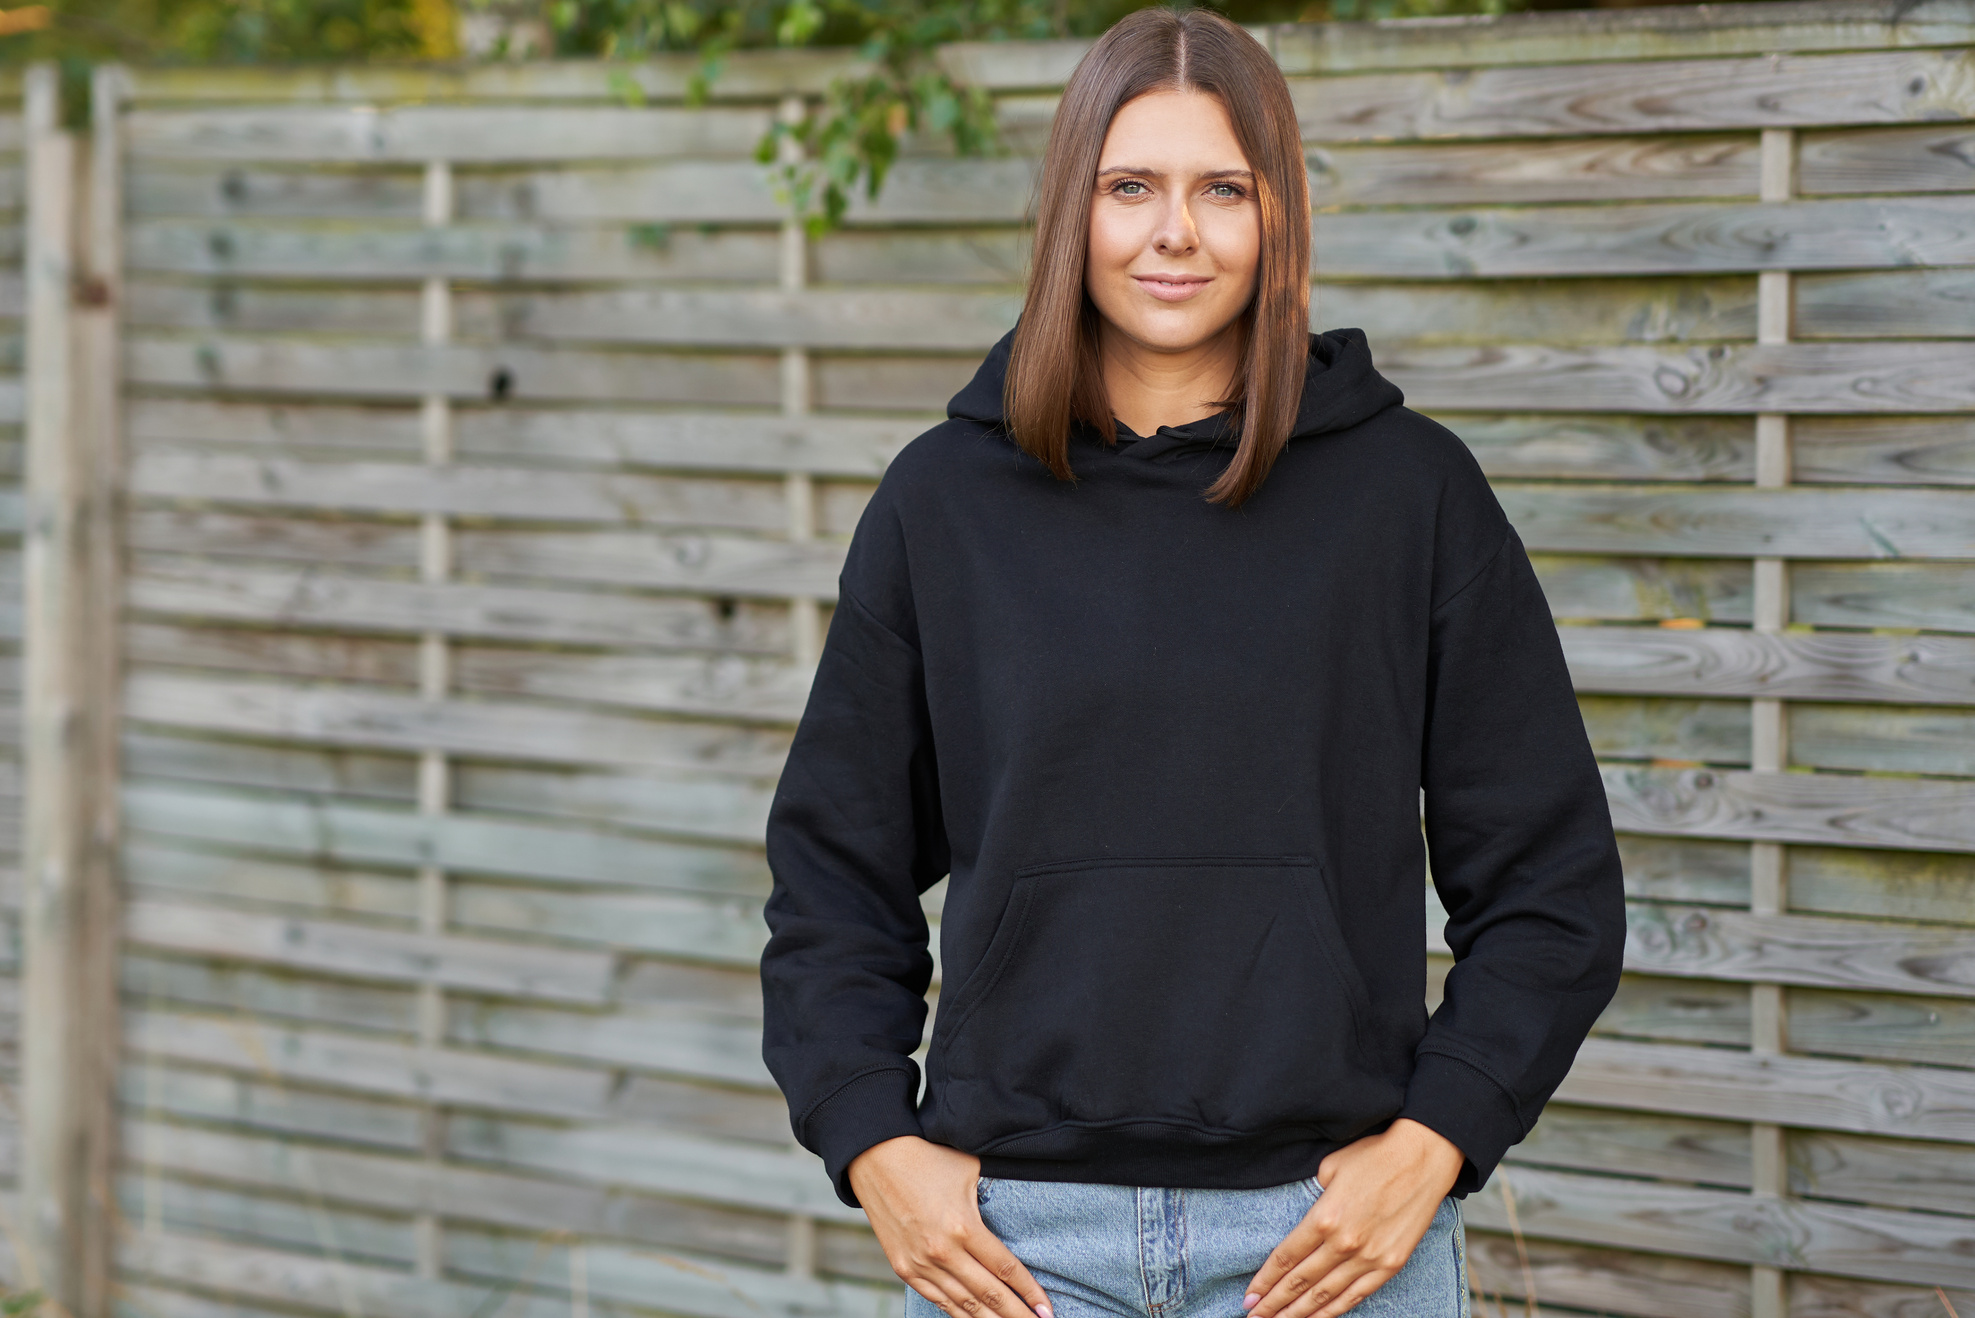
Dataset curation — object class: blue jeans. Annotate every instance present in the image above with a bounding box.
[905,1176,1466,1318]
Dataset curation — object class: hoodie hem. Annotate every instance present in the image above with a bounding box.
[977,1126,1360,1191]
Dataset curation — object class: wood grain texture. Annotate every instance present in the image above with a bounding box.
[1791,1128,1975,1215]
[1603,763,1975,853]
[124,897,616,1003]
[1563,623,1975,704]
[1796,269,1975,339]
[1500,481,1975,557]
[1309,135,1760,205]
[124,105,773,163]
[1561,1035,1975,1143]
[128,335,783,407]
[1318,196,1975,277]
[1467,1163,1975,1287]
[1623,902,1975,998]
[1794,561,1975,632]
[1270,0,1975,74]
[1292,48,1975,142]
[1800,123,1975,194]
[1463,1233,1750,1318]
[121,778,776,890]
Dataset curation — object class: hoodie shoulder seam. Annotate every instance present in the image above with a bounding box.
[1429,524,1513,619]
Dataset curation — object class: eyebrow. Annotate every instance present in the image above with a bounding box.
[1096,166,1255,180]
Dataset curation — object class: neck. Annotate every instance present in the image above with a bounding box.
[1097,319,1243,438]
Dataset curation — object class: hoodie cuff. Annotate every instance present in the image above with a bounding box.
[1396,1051,1526,1196]
[804,1068,926,1208]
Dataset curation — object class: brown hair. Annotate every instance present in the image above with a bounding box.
[1003,6,1311,508]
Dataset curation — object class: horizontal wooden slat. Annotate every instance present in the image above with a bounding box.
[1792,1128,1975,1216]
[1562,1035,1975,1144]
[1793,415,1975,485]
[123,106,772,162]
[1269,1,1975,74]
[449,883,768,967]
[1291,47,1975,142]
[1604,764,1975,852]
[130,449,787,528]
[1501,482,1975,557]
[119,1227,896,1318]
[129,556,831,648]
[1468,1163,1975,1287]
[1794,561,1975,632]
[1464,1233,1749,1318]
[129,335,783,407]
[1801,123,1975,194]
[129,396,920,476]
[128,1009,615,1120]
[1624,902,1975,998]
[124,898,616,1004]
[1796,268,1975,340]
[1310,135,1759,205]
[1563,624,1975,704]
[1320,195,1975,278]
[125,218,780,280]
[122,778,774,889]
[450,999,772,1089]
[128,192,1975,278]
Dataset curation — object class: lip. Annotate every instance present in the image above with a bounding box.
[1131,273,1213,303]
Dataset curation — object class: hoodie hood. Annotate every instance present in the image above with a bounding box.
[946,327,1406,463]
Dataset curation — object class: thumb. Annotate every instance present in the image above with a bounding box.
[967,1220,1053,1318]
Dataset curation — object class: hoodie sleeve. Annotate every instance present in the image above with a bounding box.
[760,488,948,1208]
[1395,459,1627,1194]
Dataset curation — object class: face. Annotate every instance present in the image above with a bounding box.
[1085,89,1262,357]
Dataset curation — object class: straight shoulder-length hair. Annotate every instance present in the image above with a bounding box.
[1003,6,1311,508]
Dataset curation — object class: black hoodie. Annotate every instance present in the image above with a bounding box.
[761,328,1626,1206]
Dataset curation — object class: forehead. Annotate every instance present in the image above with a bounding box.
[1098,89,1247,169]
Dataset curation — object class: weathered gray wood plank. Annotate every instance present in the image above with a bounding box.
[1467,1163,1975,1287]
[124,105,772,162]
[1790,845,1975,928]
[1790,988,1975,1071]
[126,1009,615,1120]
[1563,623,1975,704]
[1792,1129,1975,1216]
[124,897,617,1004]
[1291,47,1975,142]
[1794,414,1975,485]
[1790,703,1975,778]
[125,218,780,280]
[128,336,783,407]
[1794,561,1975,633]
[1500,482,1975,558]
[1796,269,1975,339]
[1562,1035,1975,1143]
[1603,764,1975,853]
[453,647,808,724]
[122,778,774,891]
[1533,555,1753,624]
[1270,1,1975,74]
[1792,1275,1975,1318]
[1624,902,1975,999]
[1464,1232,1750,1318]
[1310,136,1759,205]
[1318,195,1975,277]
[1800,124,1975,194]
[1579,694,1750,765]
[450,881,770,967]
[130,449,787,528]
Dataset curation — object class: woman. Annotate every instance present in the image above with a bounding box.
[760,9,1625,1318]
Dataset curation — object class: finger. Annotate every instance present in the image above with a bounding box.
[967,1220,1054,1318]
[1308,1264,1392,1318]
[932,1246,1042,1318]
[1276,1255,1378,1318]
[1243,1217,1327,1312]
[1252,1235,1357,1318]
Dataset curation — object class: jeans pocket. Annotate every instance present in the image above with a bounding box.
[976,1175,997,1206]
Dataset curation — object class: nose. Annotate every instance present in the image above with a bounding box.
[1151,191,1199,257]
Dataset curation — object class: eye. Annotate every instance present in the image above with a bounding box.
[1112,179,1149,195]
[1208,182,1247,199]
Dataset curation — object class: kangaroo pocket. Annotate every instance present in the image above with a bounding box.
[926,856,1401,1156]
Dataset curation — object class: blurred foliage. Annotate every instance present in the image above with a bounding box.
[0,0,1531,209]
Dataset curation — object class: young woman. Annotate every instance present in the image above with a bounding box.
[760,9,1625,1318]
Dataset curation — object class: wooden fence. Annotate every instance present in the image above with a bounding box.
[7,0,1975,1314]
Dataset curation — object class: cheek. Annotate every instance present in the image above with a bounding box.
[1214,211,1263,288]
[1086,205,1143,276]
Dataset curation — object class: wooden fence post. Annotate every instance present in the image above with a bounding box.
[19,62,119,1317]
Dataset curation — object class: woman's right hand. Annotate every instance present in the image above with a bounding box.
[848,1135,1054,1318]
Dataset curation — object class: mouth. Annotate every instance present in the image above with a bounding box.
[1132,274,1213,303]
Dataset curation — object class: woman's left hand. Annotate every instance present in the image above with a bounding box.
[1241,1118,1465,1318]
